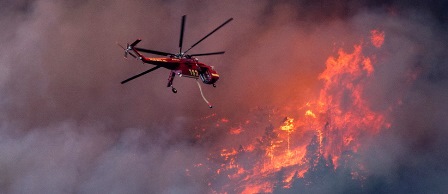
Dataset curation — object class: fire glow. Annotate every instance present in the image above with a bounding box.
[196,30,391,193]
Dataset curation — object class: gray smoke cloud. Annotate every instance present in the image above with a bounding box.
[0,0,447,193]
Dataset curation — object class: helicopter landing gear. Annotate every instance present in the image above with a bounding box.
[213,84,216,88]
[167,71,177,93]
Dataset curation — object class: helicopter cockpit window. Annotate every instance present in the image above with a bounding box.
[200,68,212,83]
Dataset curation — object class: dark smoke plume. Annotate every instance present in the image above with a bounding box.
[0,0,447,193]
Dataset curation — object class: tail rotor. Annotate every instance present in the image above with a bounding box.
[117,43,135,59]
[117,39,142,59]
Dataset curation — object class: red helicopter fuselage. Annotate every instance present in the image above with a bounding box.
[139,56,220,85]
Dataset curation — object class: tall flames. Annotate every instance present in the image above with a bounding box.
[194,29,390,193]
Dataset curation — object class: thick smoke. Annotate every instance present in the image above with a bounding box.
[0,0,447,193]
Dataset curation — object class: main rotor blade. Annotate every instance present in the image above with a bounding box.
[130,39,142,47]
[190,51,225,57]
[128,52,137,58]
[179,15,186,53]
[134,47,175,56]
[184,18,233,54]
[121,66,162,84]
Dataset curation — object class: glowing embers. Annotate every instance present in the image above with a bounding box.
[205,112,310,193]
[229,127,243,135]
[370,29,385,48]
[305,110,317,118]
[281,117,295,132]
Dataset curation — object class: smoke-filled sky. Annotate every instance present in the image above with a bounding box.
[0,0,447,193]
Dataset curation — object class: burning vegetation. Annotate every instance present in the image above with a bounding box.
[191,30,396,193]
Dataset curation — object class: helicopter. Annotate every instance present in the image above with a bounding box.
[118,15,233,108]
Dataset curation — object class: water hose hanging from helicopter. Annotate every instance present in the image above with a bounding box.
[196,80,213,108]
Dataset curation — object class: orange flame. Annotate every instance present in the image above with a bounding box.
[370,29,385,48]
[229,127,243,135]
[197,29,392,193]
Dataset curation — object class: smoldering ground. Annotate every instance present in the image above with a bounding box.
[0,0,447,193]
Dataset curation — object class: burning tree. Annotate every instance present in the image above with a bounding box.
[192,29,400,193]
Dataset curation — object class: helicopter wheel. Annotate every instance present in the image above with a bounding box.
[172,87,177,93]
[213,84,216,88]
